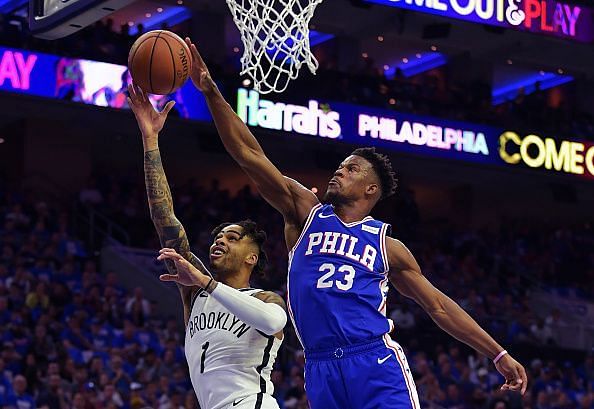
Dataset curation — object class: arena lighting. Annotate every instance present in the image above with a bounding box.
[363,0,594,43]
[129,5,191,35]
[499,131,594,176]
[29,0,136,39]
[0,0,27,14]
[236,88,342,139]
[309,30,335,47]
[383,52,446,78]
[492,72,573,105]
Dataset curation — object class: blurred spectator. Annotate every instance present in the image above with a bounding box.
[530,319,555,346]
[390,304,416,331]
[0,181,593,409]
[125,288,151,327]
[5,374,36,409]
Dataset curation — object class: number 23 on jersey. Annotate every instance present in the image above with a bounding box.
[316,263,356,291]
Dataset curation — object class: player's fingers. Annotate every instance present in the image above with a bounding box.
[132,83,142,101]
[508,381,522,392]
[190,42,207,70]
[185,38,197,63]
[505,372,522,392]
[162,100,176,115]
[137,84,147,102]
[158,251,185,262]
[128,83,138,102]
[126,97,134,109]
[184,37,193,54]
[510,364,521,383]
[518,365,528,394]
[159,274,179,282]
[159,248,176,253]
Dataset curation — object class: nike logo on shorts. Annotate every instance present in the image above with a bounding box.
[377,354,392,364]
[233,397,247,406]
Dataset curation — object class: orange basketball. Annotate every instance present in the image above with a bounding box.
[128,30,192,95]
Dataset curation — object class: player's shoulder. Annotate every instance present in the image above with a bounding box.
[252,290,287,311]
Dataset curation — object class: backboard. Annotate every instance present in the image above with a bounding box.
[29,0,135,40]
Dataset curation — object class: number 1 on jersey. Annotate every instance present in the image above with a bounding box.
[316,263,356,291]
[200,341,210,373]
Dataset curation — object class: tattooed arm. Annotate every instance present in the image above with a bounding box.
[144,149,208,325]
[128,83,208,326]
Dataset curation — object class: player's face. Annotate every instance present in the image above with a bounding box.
[323,155,376,204]
[209,225,256,274]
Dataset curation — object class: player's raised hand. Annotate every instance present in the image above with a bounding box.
[495,354,528,395]
[184,37,216,94]
[127,83,175,139]
[157,248,210,288]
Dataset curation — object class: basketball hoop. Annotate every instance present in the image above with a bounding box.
[226,0,324,94]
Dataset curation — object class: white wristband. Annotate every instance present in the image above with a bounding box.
[210,283,287,336]
[493,350,508,364]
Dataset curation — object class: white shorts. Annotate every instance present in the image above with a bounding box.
[224,393,280,409]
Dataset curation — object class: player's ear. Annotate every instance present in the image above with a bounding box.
[365,183,379,197]
[245,252,258,267]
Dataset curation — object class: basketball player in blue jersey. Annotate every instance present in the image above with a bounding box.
[128,83,287,409]
[185,39,528,408]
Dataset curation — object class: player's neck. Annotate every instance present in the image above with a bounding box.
[219,275,251,290]
[333,202,372,224]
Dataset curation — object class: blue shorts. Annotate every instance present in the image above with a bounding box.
[304,335,420,409]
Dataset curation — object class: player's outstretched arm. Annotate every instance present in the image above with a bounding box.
[158,248,287,338]
[184,38,318,226]
[129,83,209,326]
[386,237,528,395]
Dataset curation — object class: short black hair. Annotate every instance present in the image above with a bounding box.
[351,147,398,199]
[211,220,268,275]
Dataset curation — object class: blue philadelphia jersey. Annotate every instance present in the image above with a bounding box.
[287,203,394,351]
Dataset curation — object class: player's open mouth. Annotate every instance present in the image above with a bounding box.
[329,179,340,187]
[210,246,226,259]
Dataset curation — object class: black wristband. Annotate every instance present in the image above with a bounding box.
[205,277,214,293]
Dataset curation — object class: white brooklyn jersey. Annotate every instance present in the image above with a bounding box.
[185,288,282,409]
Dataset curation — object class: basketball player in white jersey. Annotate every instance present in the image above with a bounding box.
[128,83,286,409]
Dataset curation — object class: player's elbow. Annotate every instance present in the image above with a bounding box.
[259,307,287,335]
[423,295,448,319]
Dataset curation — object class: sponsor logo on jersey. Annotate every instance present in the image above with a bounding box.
[361,225,380,234]
[188,312,251,339]
[305,231,378,271]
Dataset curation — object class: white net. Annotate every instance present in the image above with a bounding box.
[226,0,324,94]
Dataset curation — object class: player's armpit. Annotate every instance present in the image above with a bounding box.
[387,238,505,361]
[253,291,287,311]
[284,177,320,225]
[386,237,446,313]
[237,152,317,224]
